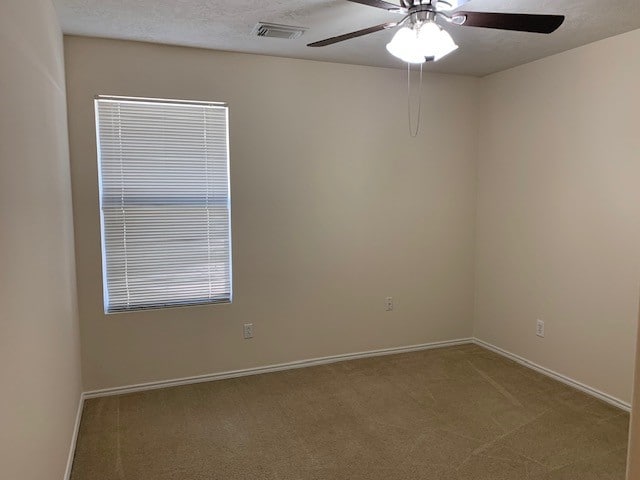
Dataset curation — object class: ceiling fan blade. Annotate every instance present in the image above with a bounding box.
[307,23,397,47]
[451,12,565,34]
[347,0,404,11]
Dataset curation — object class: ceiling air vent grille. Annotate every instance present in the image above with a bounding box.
[252,22,307,40]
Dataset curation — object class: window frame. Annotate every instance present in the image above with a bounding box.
[94,95,233,314]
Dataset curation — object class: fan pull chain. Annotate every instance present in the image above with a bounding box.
[407,61,423,137]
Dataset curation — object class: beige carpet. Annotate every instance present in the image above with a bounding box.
[71,344,629,479]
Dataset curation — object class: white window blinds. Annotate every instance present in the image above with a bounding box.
[95,96,232,313]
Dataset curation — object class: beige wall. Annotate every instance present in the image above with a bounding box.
[64,36,480,391]
[475,29,640,404]
[0,1,82,479]
[628,303,640,478]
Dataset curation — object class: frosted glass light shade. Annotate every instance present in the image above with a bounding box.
[386,27,426,64]
[417,22,459,61]
[386,21,458,64]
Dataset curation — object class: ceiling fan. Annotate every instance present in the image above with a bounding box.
[307,0,565,64]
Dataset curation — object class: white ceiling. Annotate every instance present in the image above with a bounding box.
[53,0,640,76]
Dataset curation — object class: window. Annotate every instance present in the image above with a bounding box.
[95,96,232,313]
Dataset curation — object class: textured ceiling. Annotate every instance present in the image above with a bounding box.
[53,0,640,76]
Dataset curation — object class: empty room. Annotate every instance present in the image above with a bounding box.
[2,0,640,479]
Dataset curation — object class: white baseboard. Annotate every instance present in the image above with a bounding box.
[83,338,474,399]
[64,393,85,480]
[473,338,631,412]
[81,336,631,413]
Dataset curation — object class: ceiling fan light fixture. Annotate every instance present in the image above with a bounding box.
[386,21,458,64]
[418,22,459,61]
[386,27,426,64]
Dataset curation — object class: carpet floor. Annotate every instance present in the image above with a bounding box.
[70,344,629,479]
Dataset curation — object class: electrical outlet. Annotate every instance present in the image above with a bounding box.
[536,319,545,338]
[243,323,254,339]
[385,297,393,312]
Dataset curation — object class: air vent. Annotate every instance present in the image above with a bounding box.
[251,22,307,40]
